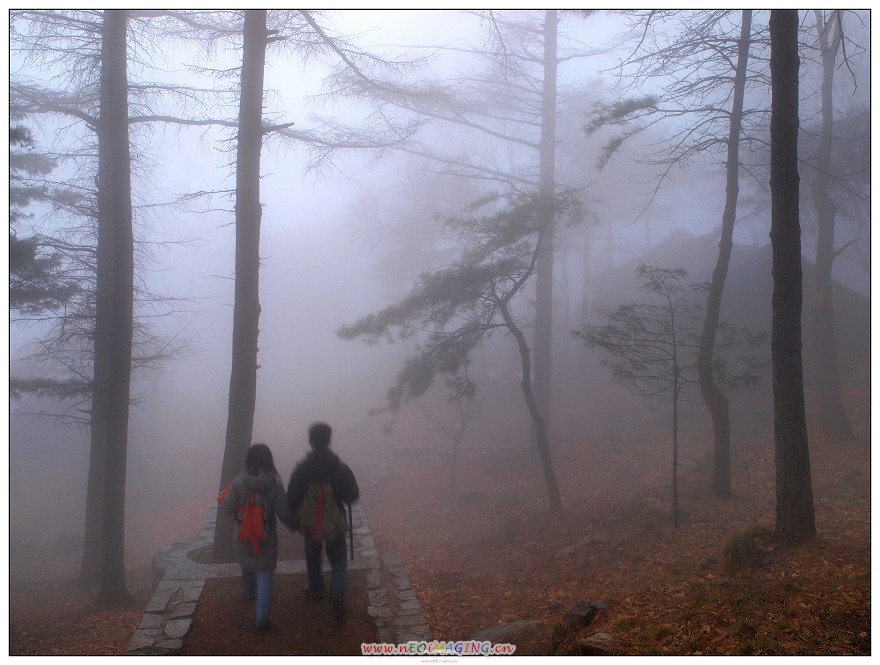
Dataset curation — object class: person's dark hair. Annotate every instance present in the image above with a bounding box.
[308,422,332,449]
[246,443,278,476]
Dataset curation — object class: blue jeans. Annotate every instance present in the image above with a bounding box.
[304,537,348,602]
[241,567,273,627]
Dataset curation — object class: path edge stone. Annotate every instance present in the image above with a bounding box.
[126,501,429,655]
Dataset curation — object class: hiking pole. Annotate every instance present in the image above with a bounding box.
[348,502,354,561]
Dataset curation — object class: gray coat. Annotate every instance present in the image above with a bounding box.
[220,470,294,572]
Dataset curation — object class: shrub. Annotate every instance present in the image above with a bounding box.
[720,525,772,573]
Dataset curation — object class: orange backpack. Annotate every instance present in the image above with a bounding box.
[236,490,271,555]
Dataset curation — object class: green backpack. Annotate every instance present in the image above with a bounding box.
[297,480,351,555]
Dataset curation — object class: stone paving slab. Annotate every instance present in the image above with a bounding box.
[127,501,429,655]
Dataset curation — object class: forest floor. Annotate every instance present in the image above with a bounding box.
[8,388,871,656]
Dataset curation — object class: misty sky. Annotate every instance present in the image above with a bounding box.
[9,9,872,488]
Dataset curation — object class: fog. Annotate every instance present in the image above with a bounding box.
[8,10,871,588]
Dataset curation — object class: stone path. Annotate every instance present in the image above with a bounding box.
[126,502,430,655]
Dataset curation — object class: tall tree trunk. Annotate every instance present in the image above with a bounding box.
[671,310,681,528]
[698,10,752,499]
[580,223,591,324]
[533,9,557,446]
[79,404,106,586]
[95,8,134,606]
[79,10,119,590]
[769,9,816,544]
[213,9,268,562]
[80,213,112,586]
[450,435,461,488]
[526,12,566,516]
[672,381,680,528]
[810,10,856,446]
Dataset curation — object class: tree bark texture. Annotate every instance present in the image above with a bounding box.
[80,199,112,586]
[698,10,752,499]
[671,303,681,528]
[79,402,106,586]
[769,9,816,544]
[214,9,268,562]
[96,8,135,606]
[672,382,680,528]
[532,9,558,445]
[809,10,855,446]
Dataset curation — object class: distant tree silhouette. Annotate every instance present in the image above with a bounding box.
[9,122,80,316]
[575,264,764,526]
[806,10,857,446]
[415,384,482,487]
[585,10,767,499]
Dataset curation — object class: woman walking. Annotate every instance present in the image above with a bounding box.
[219,443,294,628]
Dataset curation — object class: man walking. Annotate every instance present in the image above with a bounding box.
[288,422,360,626]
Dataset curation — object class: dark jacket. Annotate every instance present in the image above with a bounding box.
[287,447,359,525]
[220,470,294,572]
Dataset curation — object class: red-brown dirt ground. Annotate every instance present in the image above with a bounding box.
[9,387,871,655]
[179,570,374,655]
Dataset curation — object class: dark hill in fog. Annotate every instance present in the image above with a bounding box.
[590,229,870,388]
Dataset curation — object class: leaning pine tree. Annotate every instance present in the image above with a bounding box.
[338,194,564,512]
